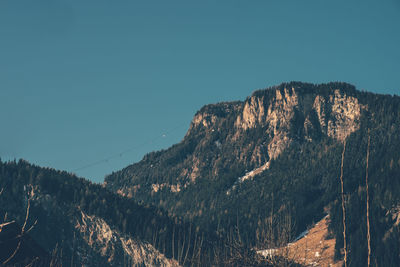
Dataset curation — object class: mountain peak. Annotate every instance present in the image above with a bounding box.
[251,81,357,98]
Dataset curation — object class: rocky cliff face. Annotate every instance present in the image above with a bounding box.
[107,82,366,198]
[234,86,364,159]
[75,211,179,267]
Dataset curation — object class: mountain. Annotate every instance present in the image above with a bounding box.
[105,82,400,266]
[1,81,399,266]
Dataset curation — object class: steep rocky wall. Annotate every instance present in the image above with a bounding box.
[76,211,179,267]
[24,185,179,267]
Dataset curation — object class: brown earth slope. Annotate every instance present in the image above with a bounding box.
[258,215,342,267]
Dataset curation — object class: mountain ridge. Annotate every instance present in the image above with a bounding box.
[105,81,366,196]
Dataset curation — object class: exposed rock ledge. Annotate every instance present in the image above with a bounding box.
[76,211,180,267]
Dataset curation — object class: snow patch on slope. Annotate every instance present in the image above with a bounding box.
[227,161,270,195]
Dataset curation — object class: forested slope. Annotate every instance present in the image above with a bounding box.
[106,82,400,266]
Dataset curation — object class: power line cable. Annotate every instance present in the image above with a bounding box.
[72,122,188,172]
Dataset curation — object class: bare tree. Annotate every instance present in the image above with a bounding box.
[365,131,371,267]
[339,140,348,267]
[2,198,37,265]
[182,222,192,266]
[218,205,297,267]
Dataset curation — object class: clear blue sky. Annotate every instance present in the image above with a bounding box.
[1,0,399,183]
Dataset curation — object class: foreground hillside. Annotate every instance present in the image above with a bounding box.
[0,161,182,266]
[106,82,400,266]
